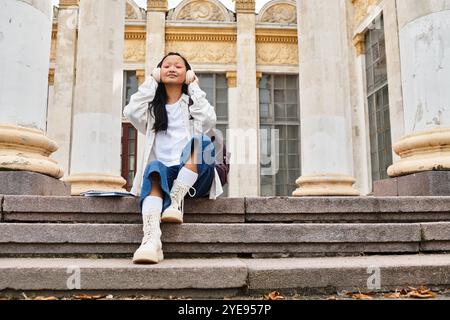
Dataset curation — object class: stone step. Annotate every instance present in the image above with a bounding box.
[1,195,245,223]
[1,254,449,297]
[245,196,450,223]
[0,222,448,257]
[2,195,450,224]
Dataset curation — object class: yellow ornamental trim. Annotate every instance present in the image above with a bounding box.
[59,0,79,9]
[165,27,237,42]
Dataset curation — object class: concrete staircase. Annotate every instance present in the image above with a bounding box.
[1,195,450,298]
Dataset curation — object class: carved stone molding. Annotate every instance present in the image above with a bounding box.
[147,0,168,12]
[168,0,235,22]
[166,41,236,64]
[256,42,298,65]
[258,0,297,24]
[124,40,146,63]
[126,0,146,20]
[235,0,255,14]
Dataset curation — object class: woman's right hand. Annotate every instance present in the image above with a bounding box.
[151,67,161,83]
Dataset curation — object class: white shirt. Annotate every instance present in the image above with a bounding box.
[154,98,190,166]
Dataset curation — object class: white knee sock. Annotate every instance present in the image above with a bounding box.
[176,167,198,187]
[142,196,163,216]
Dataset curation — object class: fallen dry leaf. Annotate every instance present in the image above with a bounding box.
[33,296,59,301]
[406,287,437,299]
[263,291,285,300]
[346,292,374,300]
[400,288,409,295]
[73,294,106,300]
[384,286,438,299]
[384,292,401,299]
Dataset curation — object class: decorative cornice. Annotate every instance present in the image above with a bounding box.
[165,26,296,44]
[147,0,168,12]
[353,33,366,56]
[166,34,236,42]
[166,27,237,42]
[256,35,297,44]
[52,24,297,44]
[235,0,255,14]
[256,28,298,44]
[59,0,79,9]
[125,25,147,40]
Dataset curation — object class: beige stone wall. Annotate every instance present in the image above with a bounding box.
[47,0,421,196]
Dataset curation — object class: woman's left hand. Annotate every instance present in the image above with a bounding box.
[191,74,199,85]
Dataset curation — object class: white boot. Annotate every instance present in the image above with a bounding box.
[132,208,163,264]
[161,179,196,223]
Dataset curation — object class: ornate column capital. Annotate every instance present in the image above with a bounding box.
[226,71,237,88]
[256,71,262,88]
[59,0,79,9]
[136,70,146,85]
[234,0,255,14]
[353,33,366,56]
[147,0,168,12]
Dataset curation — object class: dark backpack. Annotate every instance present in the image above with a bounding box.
[188,97,230,187]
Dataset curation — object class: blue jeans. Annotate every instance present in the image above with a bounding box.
[140,135,216,211]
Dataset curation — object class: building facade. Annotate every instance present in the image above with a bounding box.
[2,0,449,198]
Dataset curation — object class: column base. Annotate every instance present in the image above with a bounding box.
[292,173,360,196]
[388,128,450,177]
[0,124,63,178]
[63,173,127,196]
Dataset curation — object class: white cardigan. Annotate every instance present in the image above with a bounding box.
[123,76,223,199]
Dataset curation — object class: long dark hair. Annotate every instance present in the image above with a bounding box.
[150,52,192,133]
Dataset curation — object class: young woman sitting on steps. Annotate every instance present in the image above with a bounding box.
[123,52,225,264]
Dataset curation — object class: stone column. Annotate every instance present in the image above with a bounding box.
[350,33,371,195]
[382,0,405,161]
[0,0,64,179]
[47,0,79,177]
[229,0,259,197]
[293,0,359,196]
[135,69,147,186]
[145,0,167,75]
[136,1,168,189]
[225,71,237,196]
[65,0,126,194]
[387,1,450,177]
